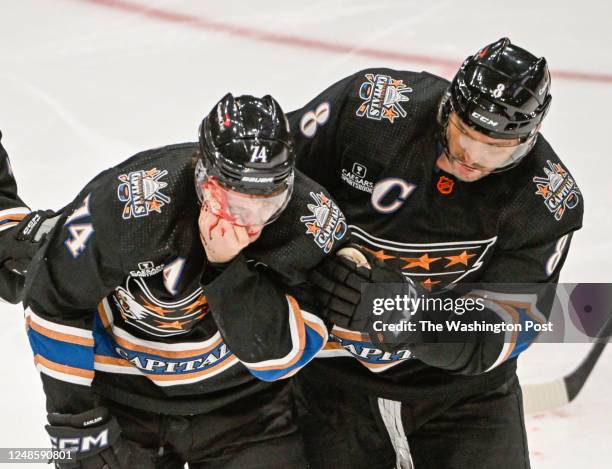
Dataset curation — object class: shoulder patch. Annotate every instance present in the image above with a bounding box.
[300,192,347,253]
[532,160,580,221]
[356,73,413,124]
[117,168,171,219]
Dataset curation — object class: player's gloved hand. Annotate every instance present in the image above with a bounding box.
[0,209,59,275]
[46,407,131,469]
[309,243,408,331]
[199,205,257,264]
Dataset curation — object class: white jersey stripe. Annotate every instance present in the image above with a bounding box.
[377,398,414,469]
[350,224,497,250]
[26,308,94,340]
[0,207,30,217]
[36,363,93,386]
[316,348,352,358]
[0,221,20,232]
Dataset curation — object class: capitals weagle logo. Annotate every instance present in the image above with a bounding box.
[533,160,580,221]
[118,168,171,219]
[300,192,348,253]
[112,277,209,338]
[349,225,497,291]
[356,73,413,123]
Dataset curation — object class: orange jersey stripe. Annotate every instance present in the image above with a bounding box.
[0,212,27,223]
[331,326,370,342]
[493,300,521,361]
[27,317,94,347]
[0,221,19,230]
[35,355,94,379]
[324,342,344,350]
[94,355,132,367]
[97,303,111,328]
[357,360,396,369]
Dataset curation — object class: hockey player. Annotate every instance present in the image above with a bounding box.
[22,94,345,468]
[289,38,583,468]
[0,132,57,303]
[0,133,44,302]
[0,132,26,302]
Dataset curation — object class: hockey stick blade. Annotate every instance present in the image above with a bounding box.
[522,313,612,414]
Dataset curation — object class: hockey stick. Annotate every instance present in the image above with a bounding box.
[522,313,612,414]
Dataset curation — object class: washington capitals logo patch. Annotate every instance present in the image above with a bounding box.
[118,168,171,219]
[533,160,580,221]
[356,74,413,123]
[300,192,347,253]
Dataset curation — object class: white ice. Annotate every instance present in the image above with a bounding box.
[0,1,610,467]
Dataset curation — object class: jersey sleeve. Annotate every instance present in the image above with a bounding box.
[0,133,31,303]
[23,169,125,414]
[202,254,328,381]
[0,133,29,229]
[202,171,352,381]
[454,180,584,372]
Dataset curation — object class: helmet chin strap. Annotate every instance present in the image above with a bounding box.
[436,92,451,127]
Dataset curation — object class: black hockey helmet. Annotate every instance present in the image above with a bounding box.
[443,37,552,141]
[197,93,295,196]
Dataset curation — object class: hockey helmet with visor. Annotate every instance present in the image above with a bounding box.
[196,93,295,227]
[439,37,552,172]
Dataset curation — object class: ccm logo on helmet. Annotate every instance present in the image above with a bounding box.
[50,429,109,452]
[471,111,499,127]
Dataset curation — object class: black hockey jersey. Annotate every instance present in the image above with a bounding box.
[288,68,583,397]
[23,142,347,415]
[0,132,30,303]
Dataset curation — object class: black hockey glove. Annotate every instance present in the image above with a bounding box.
[46,407,131,469]
[0,209,59,275]
[309,244,409,331]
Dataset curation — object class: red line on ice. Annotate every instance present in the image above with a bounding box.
[80,0,612,85]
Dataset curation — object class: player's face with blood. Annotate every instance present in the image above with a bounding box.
[442,112,522,182]
[201,177,289,237]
